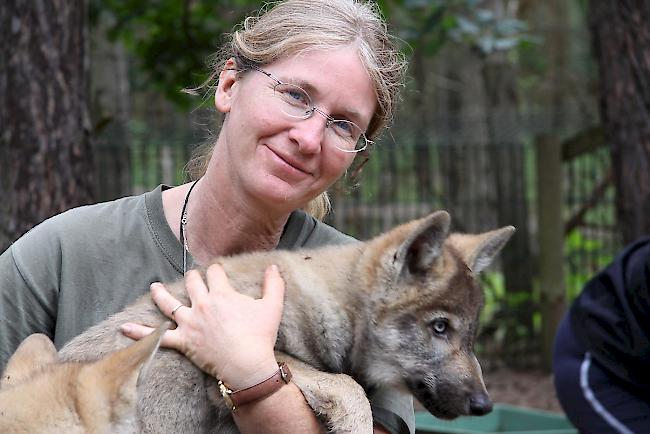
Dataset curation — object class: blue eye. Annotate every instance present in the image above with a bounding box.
[287,89,305,101]
[276,84,310,107]
[430,319,448,335]
[332,120,353,135]
[330,120,361,140]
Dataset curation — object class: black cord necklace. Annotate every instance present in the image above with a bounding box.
[179,180,199,275]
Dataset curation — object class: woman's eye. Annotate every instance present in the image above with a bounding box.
[277,85,310,106]
[431,319,448,335]
[287,89,305,101]
[332,120,354,136]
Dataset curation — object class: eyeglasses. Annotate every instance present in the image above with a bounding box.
[247,65,371,153]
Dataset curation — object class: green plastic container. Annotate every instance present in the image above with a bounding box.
[415,404,577,434]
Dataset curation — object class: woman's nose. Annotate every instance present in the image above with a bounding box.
[289,115,326,154]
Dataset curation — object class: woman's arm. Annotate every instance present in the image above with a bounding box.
[0,243,56,372]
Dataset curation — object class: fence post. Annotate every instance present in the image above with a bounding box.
[535,135,566,371]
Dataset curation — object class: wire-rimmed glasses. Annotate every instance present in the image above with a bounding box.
[248,65,371,153]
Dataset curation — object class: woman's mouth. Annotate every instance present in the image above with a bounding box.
[265,145,312,177]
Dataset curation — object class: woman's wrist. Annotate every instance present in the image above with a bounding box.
[219,355,280,390]
[219,362,292,411]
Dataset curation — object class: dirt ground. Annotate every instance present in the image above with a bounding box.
[414,368,564,414]
[482,368,563,413]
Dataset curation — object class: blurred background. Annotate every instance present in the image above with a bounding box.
[2,0,649,413]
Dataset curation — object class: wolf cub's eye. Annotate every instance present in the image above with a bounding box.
[430,319,448,335]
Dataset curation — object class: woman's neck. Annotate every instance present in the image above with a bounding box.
[163,179,290,266]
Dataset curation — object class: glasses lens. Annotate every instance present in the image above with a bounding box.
[328,120,367,153]
[274,84,313,118]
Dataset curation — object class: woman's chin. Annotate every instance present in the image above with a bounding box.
[250,178,321,210]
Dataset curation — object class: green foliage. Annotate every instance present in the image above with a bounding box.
[90,0,533,110]
[565,229,614,299]
[480,271,535,328]
[476,270,539,366]
[480,271,506,320]
[449,6,535,56]
[380,0,532,59]
[90,0,259,108]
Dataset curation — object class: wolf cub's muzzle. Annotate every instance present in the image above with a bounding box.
[407,377,493,419]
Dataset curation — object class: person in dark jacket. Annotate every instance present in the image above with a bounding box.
[553,237,650,433]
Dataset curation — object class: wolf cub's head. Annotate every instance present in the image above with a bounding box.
[362,211,514,419]
[0,325,166,433]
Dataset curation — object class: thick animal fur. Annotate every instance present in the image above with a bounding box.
[58,211,514,433]
[0,325,165,434]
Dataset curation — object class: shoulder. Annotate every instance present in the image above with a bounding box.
[21,191,148,245]
[9,189,155,269]
[278,210,359,250]
[620,237,650,280]
[586,237,650,296]
[612,237,650,299]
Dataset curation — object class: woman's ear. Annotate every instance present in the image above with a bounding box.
[215,58,239,113]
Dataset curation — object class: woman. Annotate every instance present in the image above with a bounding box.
[0,0,412,432]
[553,238,650,433]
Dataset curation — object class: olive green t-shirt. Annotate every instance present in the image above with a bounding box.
[0,185,414,434]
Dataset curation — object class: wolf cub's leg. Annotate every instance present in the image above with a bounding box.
[275,353,373,434]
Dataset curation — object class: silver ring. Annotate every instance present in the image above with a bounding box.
[170,303,185,317]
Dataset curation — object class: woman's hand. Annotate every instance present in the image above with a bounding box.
[121,263,285,389]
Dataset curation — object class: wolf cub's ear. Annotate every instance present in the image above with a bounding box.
[1,334,57,389]
[449,226,515,273]
[397,211,451,277]
[78,322,168,407]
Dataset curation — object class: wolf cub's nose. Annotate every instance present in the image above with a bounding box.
[469,393,493,416]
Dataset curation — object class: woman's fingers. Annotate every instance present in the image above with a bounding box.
[120,264,287,383]
[185,269,209,301]
[262,265,285,311]
[150,282,190,322]
[205,263,235,295]
[120,322,184,349]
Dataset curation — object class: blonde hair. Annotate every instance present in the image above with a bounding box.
[187,0,407,220]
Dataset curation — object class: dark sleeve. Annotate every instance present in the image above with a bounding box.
[0,236,58,370]
[570,237,650,386]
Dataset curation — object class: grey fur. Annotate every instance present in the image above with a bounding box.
[59,212,514,433]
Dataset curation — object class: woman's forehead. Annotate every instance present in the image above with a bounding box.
[264,48,377,121]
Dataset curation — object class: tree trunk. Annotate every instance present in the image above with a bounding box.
[589,0,650,243]
[0,0,94,252]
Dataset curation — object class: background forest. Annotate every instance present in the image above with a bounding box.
[2,0,649,383]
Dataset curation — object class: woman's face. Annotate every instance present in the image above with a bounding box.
[212,47,377,214]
